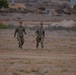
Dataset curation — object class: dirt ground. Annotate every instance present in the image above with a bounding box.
[0,29,76,75]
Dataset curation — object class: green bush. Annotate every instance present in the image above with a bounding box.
[70,25,76,31]
[74,4,76,10]
[0,22,8,29]
[0,22,15,29]
[0,0,8,9]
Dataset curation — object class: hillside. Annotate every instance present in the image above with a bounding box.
[7,0,70,4]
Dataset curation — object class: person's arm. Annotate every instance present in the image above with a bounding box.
[23,27,27,35]
[43,29,45,38]
[14,28,18,37]
[35,29,38,36]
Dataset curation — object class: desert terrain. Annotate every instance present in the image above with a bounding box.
[0,0,76,75]
[0,28,76,75]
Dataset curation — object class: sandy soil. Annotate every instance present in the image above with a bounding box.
[0,29,76,75]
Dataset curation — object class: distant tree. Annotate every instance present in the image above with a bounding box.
[0,0,3,8]
[3,0,9,8]
[74,5,76,10]
[0,0,8,9]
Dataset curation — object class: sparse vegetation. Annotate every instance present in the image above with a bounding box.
[9,61,15,64]
[31,69,39,73]
[0,22,8,29]
[61,69,68,72]
[25,25,76,31]
[0,29,76,75]
[31,69,40,75]
[23,60,31,64]
[74,4,76,10]
[13,72,20,75]
[45,25,76,31]
[19,69,24,72]
[0,22,15,29]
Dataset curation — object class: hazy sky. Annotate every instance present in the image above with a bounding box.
[70,0,76,5]
[12,0,15,4]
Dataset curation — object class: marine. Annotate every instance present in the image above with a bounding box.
[14,22,26,49]
[36,22,45,48]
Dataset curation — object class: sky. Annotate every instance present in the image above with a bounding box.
[70,0,76,5]
[10,0,76,5]
[12,0,15,4]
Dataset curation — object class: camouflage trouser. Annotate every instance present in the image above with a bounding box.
[36,36,44,48]
[17,36,24,49]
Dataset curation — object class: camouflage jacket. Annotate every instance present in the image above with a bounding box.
[36,27,45,38]
[14,26,26,37]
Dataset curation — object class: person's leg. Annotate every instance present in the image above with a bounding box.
[17,37,22,49]
[20,37,24,49]
[36,37,39,49]
[36,41,39,49]
[41,38,44,48]
[17,37,20,48]
[21,37,24,46]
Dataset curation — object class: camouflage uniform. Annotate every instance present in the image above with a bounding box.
[36,27,45,48]
[14,25,26,49]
